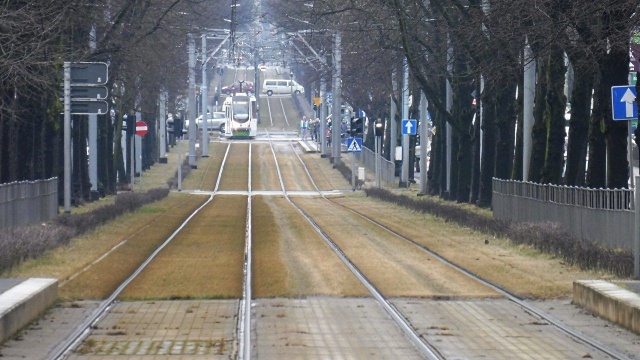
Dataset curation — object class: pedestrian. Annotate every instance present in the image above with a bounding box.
[313,118,320,142]
[300,116,309,140]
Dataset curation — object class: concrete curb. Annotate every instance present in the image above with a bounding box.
[298,140,319,153]
[0,278,58,342]
[573,280,640,335]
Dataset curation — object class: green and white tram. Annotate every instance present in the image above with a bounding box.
[223,94,257,139]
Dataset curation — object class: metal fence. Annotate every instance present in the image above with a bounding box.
[492,178,634,250]
[357,145,396,186]
[0,178,58,229]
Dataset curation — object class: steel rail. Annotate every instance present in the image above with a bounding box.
[265,138,444,360]
[51,146,232,359]
[340,204,631,360]
[279,97,290,127]
[288,137,628,359]
[288,142,629,359]
[237,142,253,360]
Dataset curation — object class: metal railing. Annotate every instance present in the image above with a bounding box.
[492,178,634,250]
[357,145,396,186]
[0,178,58,229]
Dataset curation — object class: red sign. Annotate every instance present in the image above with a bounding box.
[135,121,148,137]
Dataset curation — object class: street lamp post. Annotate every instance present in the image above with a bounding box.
[375,119,384,188]
[289,71,293,94]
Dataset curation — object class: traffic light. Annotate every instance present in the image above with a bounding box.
[313,103,317,111]
[350,117,363,137]
[173,117,183,137]
[375,119,384,137]
[124,114,135,137]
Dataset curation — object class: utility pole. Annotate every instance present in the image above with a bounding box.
[201,34,210,157]
[446,35,453,196]
[419,91,429,194]
[320,78,327,157]
[523,39,535,181]
[188,34,197,168]
[400,57,410,187]
[159,90,167,163]
[63,62,71,213]
[331,31,342,165]
[390,64,398,170]
[88,26,99,200]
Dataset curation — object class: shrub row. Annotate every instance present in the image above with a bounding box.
[363,187,634,278]
[0,188,170,273]
[167,157,193,189]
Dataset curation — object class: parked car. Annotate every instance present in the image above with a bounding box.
[196,111,226,132]
[262,79,304,96]
[221,81,254,95]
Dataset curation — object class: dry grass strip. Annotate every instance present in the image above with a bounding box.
[119,195,247,300]
[181,142,227,190]
[0,194,207,300]
[57,194,209,300]
[251,142,281,191]
[273,143,316,191]
[332,196,609,299]
[292,197,499,299]
[218,143,249,191]
[252,196,368,297]
[298,152,351,191]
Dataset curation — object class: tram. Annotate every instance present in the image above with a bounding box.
[223,94,258,139]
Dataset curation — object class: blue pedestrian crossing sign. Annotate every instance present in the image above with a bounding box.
[347,137,362,153]
[611,86,638,121]
[402,119,418,135]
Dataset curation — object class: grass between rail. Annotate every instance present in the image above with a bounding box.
[332,195,614,299]
[252,196,368,297]
[218,143,249,191]
[119,195,247,300]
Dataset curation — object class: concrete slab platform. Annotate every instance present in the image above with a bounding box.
[0,278,57,343]
[253,297,425,359]
[574,280,640,335]
[2,296,639,359]
[394,298,632,359]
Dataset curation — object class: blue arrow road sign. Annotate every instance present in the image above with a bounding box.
[402,119,417,135]
[347,137,362,153]
[611,86,638,120]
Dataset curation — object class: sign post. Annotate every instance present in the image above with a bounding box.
[611,86,639,188]
[611,86,638,120]
[62,62,109,213]
[401,119,417,188]
[347,137,362,191]
[135,121,148,190]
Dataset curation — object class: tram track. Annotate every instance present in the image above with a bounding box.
[259,94,631,358]
[13,93,633,359]
[51,143,239,359]
[283,138,631,359]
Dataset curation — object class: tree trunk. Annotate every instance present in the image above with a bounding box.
[512,66,525,181]
[587,74,608,188]
[428,107,442,195]
[540,47,567,185]
[495,80,517,181]
[469,101,481,204]
[602,49,631,189]
[564,65,593,186]
[478,83,497,208]
[528,56,548,183]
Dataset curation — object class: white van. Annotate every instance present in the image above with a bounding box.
[262,79,304,96]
